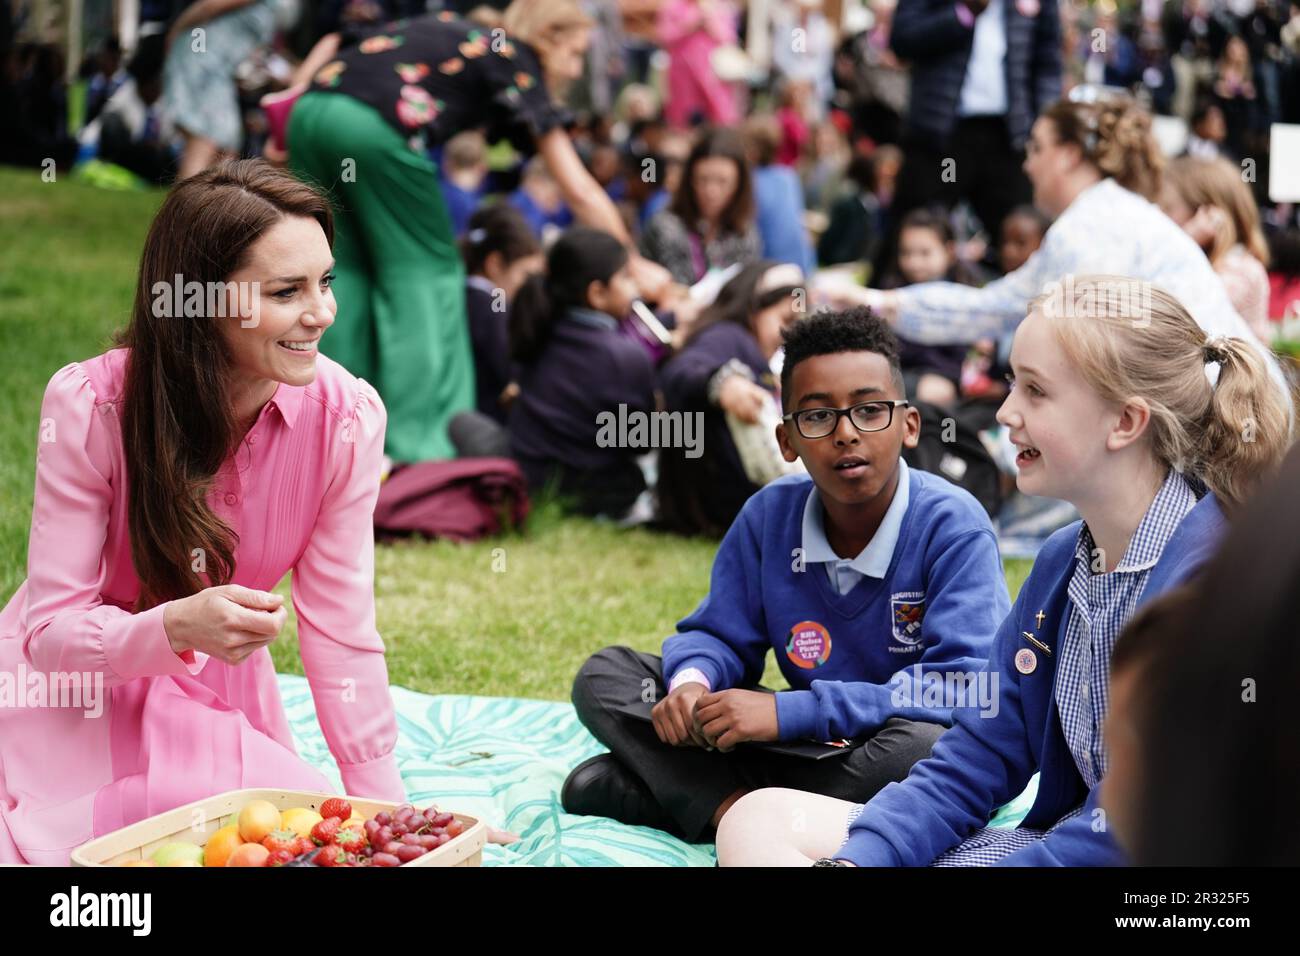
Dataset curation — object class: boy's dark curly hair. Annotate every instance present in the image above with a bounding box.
[780,307,904,408]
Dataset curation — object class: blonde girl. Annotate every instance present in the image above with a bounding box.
[716,274,1292,867]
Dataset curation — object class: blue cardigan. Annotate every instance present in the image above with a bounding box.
[839,490,1225,866]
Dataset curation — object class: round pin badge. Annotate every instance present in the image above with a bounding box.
[1016,0,1040,16]
[786,621,832,670]
[1014,647,1038,675]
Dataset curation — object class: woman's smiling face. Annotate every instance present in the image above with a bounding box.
[220,214,336,393]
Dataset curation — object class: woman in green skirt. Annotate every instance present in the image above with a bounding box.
[286,1,667,461]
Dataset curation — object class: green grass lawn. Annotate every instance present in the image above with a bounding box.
[0,166,1032,701]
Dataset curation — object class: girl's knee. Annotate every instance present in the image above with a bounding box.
[715,788,799,865]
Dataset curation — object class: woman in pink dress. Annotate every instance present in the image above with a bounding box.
[658,0,740,128]
[0,160,407,865]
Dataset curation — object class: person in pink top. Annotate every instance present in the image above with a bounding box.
[0,160,407,865]
[658,0,740,128]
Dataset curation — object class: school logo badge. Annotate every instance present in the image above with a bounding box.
[786,621,832,669]
[890,592,926,646]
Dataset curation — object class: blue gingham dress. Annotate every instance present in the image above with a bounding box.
[162,0,299,150]
[845,470,1197,865]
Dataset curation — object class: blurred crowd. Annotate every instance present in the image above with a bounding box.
[4,0,1300,540]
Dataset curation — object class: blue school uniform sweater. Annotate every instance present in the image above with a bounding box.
[838,489,1225,867]
[662,469,1009,738]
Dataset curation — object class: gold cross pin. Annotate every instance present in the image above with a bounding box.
[1035,610,1046,629]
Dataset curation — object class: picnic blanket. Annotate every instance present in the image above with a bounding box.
[278,674,1038,866]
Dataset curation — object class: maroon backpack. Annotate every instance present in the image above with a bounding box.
[373,458,530,542]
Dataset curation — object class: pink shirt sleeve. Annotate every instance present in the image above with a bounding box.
[291,381,405,802]
[21,363,208,686]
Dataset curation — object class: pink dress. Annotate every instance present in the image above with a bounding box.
[0,349,405,865]
[659,0,739,128]
[1216,244,1272,343]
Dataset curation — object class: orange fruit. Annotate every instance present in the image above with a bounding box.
[226,843,270,867]
[237,800,281,843]
[203,824,244,868]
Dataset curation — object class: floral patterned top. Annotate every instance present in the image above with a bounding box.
[312,10,567,150]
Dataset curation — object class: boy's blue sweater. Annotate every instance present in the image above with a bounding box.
[662,469,1009,739]
[839,490,1225,867]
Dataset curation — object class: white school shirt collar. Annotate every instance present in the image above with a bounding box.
[801,458,911,582]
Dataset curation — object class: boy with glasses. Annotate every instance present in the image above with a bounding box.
[564,308,1009,841]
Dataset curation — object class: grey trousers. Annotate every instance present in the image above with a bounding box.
[571,645,948,841]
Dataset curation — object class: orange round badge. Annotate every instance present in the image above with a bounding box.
[786,621,832,669]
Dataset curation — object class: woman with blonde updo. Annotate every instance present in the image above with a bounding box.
[1161,155,1272,344]
[836,95,1288,401]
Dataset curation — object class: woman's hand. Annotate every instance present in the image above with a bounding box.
[717,375,770,424]
[262,140,288,165]
[814,281,900,324]
[628,255,673,303]
[1184,204,1230,253]
[163,583,288,665]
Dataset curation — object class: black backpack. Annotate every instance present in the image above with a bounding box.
[902,400,1004,518]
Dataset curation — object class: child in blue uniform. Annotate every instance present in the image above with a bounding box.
[715,274,1292,866]
[565,308,1010,841]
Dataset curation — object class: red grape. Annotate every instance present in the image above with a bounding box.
[372,852,401,867]
[394,845,427,863]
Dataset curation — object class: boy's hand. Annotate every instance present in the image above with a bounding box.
[695,690,780,752]
[651,682,711,747]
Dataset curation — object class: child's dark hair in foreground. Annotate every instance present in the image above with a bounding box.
[779,306,905,404]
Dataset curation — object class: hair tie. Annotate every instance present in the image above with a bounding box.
[467,228,488,244]
[1203,336,1229,366]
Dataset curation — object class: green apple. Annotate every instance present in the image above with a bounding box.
[151,841,205,867]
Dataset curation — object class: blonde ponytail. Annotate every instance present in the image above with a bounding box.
[1198,335,1292,507]
[1031,274,1294,508]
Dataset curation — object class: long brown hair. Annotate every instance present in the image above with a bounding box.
[115,159,333,610]
[670,127,755,237]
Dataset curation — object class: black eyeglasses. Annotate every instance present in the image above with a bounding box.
[783,400,909,439]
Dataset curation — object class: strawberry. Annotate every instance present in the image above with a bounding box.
[314,844,349,867]
[319,798,352,821]
[264,848,295,867]
[261,829,300,855]
[334,827,367,851]
[311,816,342,846]
[293,835,315,857]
